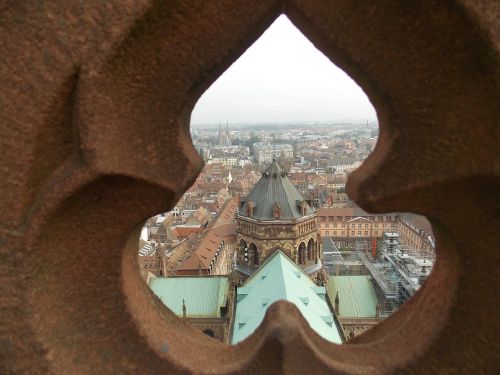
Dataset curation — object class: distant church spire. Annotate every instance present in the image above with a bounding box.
[218,121,231,146]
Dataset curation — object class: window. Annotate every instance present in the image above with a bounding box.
[365,224,368,228]
[358,231,361,235]
[326,231,329,236]
[342,231,346,235]
[351,224,355,228]
[333,223,337,228]
[364,231,368,236]
[350,231,355,236]
[358,224,362,228]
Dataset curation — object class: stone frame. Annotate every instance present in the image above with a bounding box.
[0,1,498,374]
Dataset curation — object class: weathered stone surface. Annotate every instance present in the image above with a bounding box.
[0,0,498,373]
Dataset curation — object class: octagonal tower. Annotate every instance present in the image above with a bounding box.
[236,159,320,272]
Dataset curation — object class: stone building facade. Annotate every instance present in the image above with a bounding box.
[396,215,435,260]
[253,142,294,164]
[317,207,398,242]
[317,208,435,258]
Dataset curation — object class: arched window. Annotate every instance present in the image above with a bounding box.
[249,243,259,266]
[307,238,315,260]
[298,242,306,264]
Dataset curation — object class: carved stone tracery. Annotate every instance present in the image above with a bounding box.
[0,1,498,374]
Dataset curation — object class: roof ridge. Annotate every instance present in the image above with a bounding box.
[277,253,289,300]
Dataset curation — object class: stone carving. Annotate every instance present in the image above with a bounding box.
[0,1,498,374]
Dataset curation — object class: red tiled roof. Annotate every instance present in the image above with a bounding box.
[177,196,238,271]
[172,226,203,239]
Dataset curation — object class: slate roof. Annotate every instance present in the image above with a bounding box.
[239,159,314,221]
[326,276,378,318]
[231,250,342,344]
[149,276,229,318]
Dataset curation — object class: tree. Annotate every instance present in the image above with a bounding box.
[246,134,261,154]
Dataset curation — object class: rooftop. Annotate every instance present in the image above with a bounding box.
[238,159,314,221]
[232,250,342,344]
[177,196,238,271]
[149,276,229,318]
[326,276,378,318]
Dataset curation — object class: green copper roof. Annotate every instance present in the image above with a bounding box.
[326,276,378,318]
[149,276,229,318]
[232,250,342,344]
[239,159,314,220]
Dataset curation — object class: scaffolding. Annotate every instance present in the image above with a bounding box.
[323,237,368,276]
[357,232,434,317]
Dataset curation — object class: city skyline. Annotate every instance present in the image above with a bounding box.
[191,15,377,125]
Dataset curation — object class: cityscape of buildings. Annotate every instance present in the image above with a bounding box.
[138,121,435,343]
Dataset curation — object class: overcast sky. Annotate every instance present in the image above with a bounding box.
[190,15,376,125]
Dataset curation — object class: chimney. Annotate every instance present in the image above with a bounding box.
[182,299,187,319]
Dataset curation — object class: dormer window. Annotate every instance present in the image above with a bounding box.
[299,200,308,216]
[272,202,281,220]
[247,201,255,218]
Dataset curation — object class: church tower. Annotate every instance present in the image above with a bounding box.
[236,158,320,273]
[218,122,232,146]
